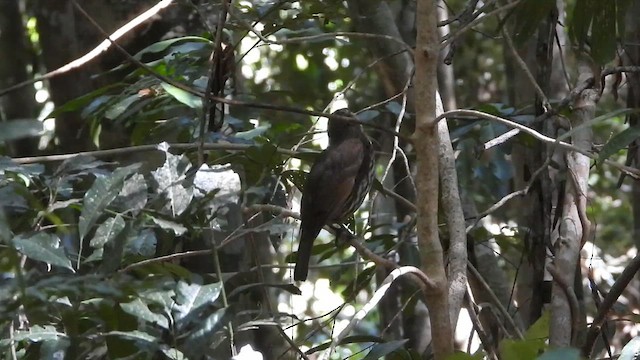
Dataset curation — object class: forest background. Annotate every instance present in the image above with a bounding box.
[1,0,640,359]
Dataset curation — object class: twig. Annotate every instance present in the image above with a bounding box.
[483,128,520,150]
[440,0,522,48]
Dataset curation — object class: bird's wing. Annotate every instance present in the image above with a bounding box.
[301,138,365,223]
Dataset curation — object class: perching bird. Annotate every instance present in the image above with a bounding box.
[294,108,375,281]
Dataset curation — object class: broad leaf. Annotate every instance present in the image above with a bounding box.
[79,164,139,240]
[120,298,169,329]
[90,215,125,248]
[12,233,73,271]
[363,339,409,360]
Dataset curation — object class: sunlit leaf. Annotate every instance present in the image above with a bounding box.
[120,298,169,329]
[79,164,140,240]
[160,82,202,109]
[90,215,125,248]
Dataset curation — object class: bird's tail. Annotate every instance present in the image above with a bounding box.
[294,227,317,281]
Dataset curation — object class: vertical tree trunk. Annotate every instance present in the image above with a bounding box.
[0,0,37,156]
[414,0,452,358]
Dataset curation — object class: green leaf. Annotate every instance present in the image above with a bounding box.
[120,298,169,329]
[105,330,158,343]
[537,348,581,360]
[363,339,409,360]
[90,215,125,248]
[500,339,540,360]
[118,173,148,215]
[0,209,12,243]
[0,325,67,345]
[446,351,485,360]
[151,144,193,217]
[525,311,550,340]
[79,164,139,240]
[125,229,156,257]
[12,233,73,271]
[133,36,211,60]
[184,308,229,357]
[40,338,70,359]
[160,82,202,109]
[173,281,223,329]
[511,0,556,45]
[598,127,640,162]
[104,95,140,120]
[591,1,617,64]
[0,119,44,142]
[569,0,595,51]
[149,217,187,236]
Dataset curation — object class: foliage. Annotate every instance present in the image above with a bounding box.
[1,0,640,359]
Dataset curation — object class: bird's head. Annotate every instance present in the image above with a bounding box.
[327,108,362,143]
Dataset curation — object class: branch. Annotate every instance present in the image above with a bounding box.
[439,109,640,178]
[11,142,302,164]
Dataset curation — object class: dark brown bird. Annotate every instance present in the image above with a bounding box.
[294,108,375,281]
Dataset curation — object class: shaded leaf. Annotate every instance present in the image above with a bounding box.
[12,233,73,271]
[125,229,157,257]
[363,339,409,360]
[598,127,640,162]
[105,330,158,343]
[511,0,555,45]
[0,325,67,344]
[0,119,44,142]
[184,308,229,357]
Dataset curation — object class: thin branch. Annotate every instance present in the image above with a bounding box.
[439,109,640,178]
[11,142,302,164]
[440,0,522,48]
[501,26,550,111]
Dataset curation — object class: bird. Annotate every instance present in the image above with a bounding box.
[294,108,375,281]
